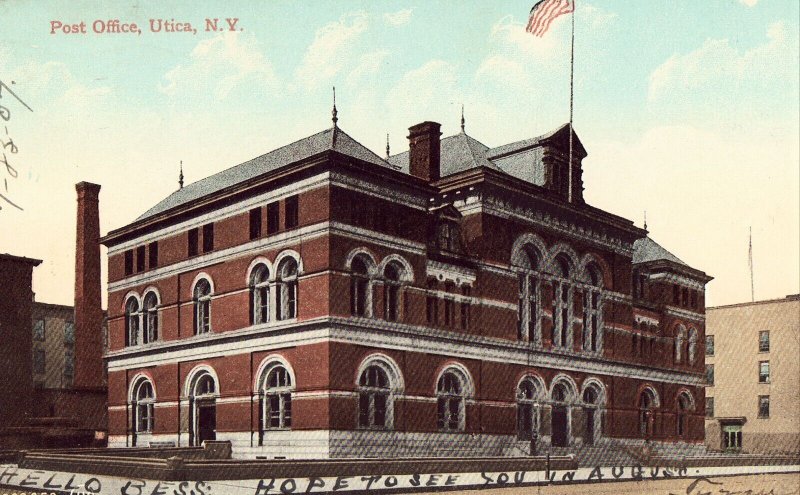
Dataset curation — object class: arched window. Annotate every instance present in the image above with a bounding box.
[517,377,542,440]
[516,246,541,343]
[676,391,693,437]
[250,264,270,325]
[125,297,140,346]
[675,325,687,363]
[133,379,155,434]
[263,365,292,429]
[193,279,212,334]
[350,256,370,317]
[552,254,573,349]
[583,264,603,353]
[142,292,158,344]
[638,388,658,438]
[195,373,216,396]
[437,222,460,252]
[277,258,298,320]
[358,365,390,429]
[383,262,403,322]
[437,371,465,432]
[687,328,698,365]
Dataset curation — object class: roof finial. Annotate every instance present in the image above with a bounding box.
[643,210,648,230]
[460,104,465,133]
[332,86,338,127]
[179,160,184,189]
[385,133,390,158]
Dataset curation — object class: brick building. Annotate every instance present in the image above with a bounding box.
[101,116,711,458]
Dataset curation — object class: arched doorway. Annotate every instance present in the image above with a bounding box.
[189,372,218,446]
[550,380,574,447]
[676,390,694,438]
[582,387,598,445]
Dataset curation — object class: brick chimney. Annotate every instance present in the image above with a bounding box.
[408,121,441,182]
[74,181,103,389]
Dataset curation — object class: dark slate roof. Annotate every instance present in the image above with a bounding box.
[136,127,392,221]
[486,123,584,159]
[387,132,501,175]
[633,237,688,266]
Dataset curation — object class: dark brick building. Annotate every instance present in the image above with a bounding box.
[101,117,711,458]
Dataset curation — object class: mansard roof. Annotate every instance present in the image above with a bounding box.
[136,127,393,222]
[633,236,687,266]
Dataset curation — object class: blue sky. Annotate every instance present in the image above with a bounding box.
[0,0,797,307]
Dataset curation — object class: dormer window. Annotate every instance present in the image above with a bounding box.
[437,221,460,252]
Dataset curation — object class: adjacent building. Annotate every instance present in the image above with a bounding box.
[705,294,800,454]
[32,302,77,390]
[101,115,711,458]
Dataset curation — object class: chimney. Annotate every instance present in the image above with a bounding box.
[408,121,441,182]
[74,181,103,389]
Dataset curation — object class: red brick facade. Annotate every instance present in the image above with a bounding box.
[101,122,711,458]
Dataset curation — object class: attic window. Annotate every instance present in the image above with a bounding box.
[437,222,460,252]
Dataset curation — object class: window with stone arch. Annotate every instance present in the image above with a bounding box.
[437,368,467,432]
[516,245,542,344]
[193,278,212,334]
[516,376,543,440]
[132,378,155,434]
[350,255,371,317]
[249,263,270,325]
[638,387,659,438]
[687,328,699,365]
[358,364,392,429]
[583,263,603,353]
[277,257,298,320]
[552,253,574,349]
[383,261,405,322]
[142,291,159,344]
[676,390,694,438]
[261,364,292,431]
[675,325,687,363]
[125,296,140,347]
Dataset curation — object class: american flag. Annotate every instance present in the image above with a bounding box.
[526,0,575,37]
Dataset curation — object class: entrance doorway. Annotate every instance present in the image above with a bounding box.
[552,406,568,447]
[197,401,216,443]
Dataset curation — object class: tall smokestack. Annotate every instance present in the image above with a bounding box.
[74,181,103,389]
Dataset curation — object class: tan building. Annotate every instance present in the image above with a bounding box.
[31,302,76,389]
[705,294,800,454]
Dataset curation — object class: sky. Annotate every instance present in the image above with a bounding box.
[0,0,797,308]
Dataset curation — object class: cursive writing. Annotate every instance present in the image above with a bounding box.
[0,79,33,212]
[671,476,790,495]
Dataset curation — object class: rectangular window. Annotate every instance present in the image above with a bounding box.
[673,285,680,304]
[64,347,74,374]
[33,319,45,341]
[285,195,299,230]
[758,395,770,418]
[188,228,199,257]
[759,330,770,352]
[758,361,770,383]
[705,397,714,418]
[148,242,158,269]
[33,349,46,374]
[444,299,454,327]
[64,322,75,344]
[705,335,714,356]
[706,364,714,385]
[136,245,146,273]
[249,207,262,240]
[124,250,134,275]
[202,223,214,253]
[267,202,280,235]
[460,288,471,331]
[426,280,438,326]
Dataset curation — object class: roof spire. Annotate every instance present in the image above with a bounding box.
[460,104,465,133]
[643,210,648,230]
[331,86,338,128]
[385,133,390,158]
[179,160,184,189]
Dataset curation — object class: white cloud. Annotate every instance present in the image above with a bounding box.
[294,12,369,90]
[648,22,794,103]
[384,8,413,26]
[740,0,759,6]
[346,50,390,86]
[160,31,277,99]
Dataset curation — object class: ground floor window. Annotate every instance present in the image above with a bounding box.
[722,424,743,451]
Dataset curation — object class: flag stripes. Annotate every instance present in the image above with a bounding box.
[526,0,574,37]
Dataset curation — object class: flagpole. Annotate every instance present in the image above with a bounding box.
[749,226,755,302]
[568,0,575,203]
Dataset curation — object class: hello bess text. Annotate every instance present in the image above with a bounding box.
[49,18,241,35]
